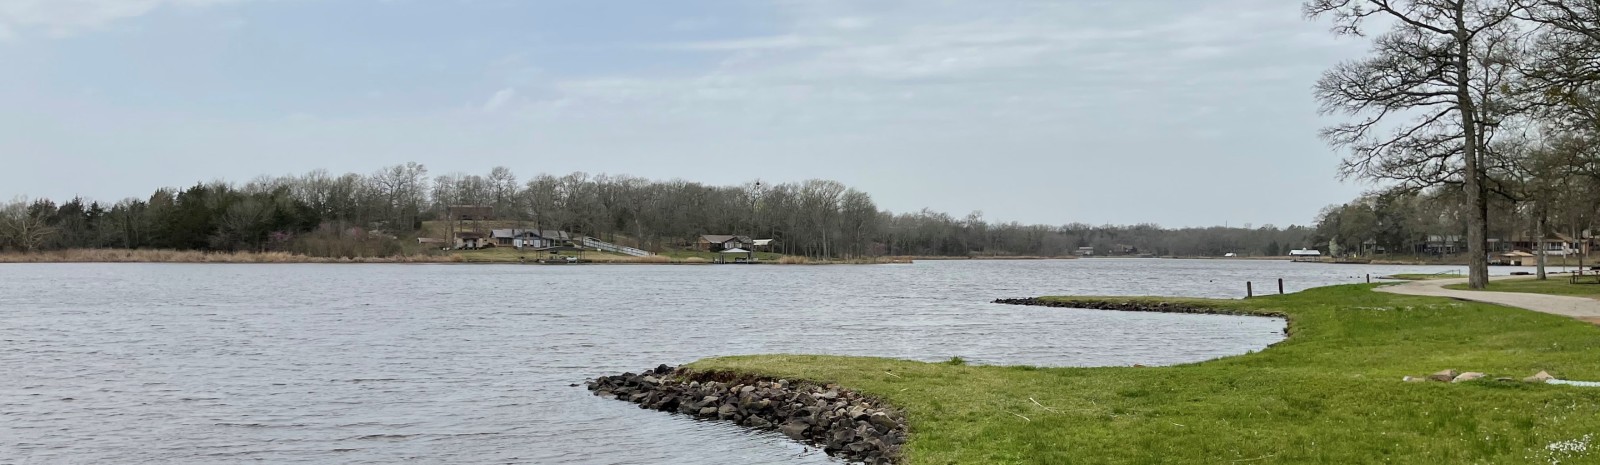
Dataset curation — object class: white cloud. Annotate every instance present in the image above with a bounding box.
[0,0,235,38]
[538,0,1349,127]
[481,87,516,112]
[827,16,870,30]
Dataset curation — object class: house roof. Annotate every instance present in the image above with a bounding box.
[720,248,751,254]
[486,229,569,240]
[753,239,774,246]
[700,235,749,243]
[1506,233,1578,243]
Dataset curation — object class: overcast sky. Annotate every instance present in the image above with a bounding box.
[0,0,1376,227]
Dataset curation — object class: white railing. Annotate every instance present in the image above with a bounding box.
[580,236,653,257]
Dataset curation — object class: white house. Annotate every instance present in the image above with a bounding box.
[1289,249,1323,262]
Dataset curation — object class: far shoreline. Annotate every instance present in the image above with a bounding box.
[4,249,1552,268]
[0,249,919,265]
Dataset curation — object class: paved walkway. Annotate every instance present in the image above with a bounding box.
[1378,275,1600,323]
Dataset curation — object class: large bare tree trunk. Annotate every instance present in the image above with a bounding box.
[1537,211,1549,280]
[1457,18,1491,290]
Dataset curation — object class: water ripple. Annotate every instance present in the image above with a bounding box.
[0,260,1478,463]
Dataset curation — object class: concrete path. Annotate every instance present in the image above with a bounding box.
[1378,276,1600,324]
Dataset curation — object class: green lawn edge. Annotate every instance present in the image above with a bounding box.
[687,284,1600,464]
[1444,278,1600,299]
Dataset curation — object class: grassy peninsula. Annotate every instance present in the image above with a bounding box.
[689,285,1600,464]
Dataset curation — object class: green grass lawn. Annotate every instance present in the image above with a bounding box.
[1446,278,1600,299]
[689,285,1600,464]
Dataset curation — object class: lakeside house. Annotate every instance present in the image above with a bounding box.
[715,247,757,264]
[1289,249,1323,262]
[697,235,753,252]
[487,229,575,249]
[1075,246,1095,256]
[1420,235,1466,255]
[1495,251,1537,266]
[752,239,775,251]
[455,232,487,249]
[1511,233,1581,257]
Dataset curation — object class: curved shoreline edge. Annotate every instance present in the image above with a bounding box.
[991,297,1288,319]
[594,287,1600,463]
[587,365,907,465]
[589,298,1287,464]
[992,297,1292,339]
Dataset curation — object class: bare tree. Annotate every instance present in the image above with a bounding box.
[487,166,519,218]
[1305,0,1527,288]
[217,198,274,251]
[369,162,428,230]
[0,197,56,252]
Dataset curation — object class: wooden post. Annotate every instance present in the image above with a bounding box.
[1278,278,1284,295]
[1246,281,1254,299]
[1366,274,1371,283]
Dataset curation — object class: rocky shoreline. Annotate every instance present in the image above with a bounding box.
[992,297,1288,319]
[587,365,906,464]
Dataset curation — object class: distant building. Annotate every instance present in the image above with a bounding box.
[1289,249,1323,262]
[1495,251,1536,266]
[1075,246,1095,256]
[486,229,575,249]
[1512,233,1579,256]
[697,235,753,252]
[1361,239,1386,255]
[455,232,488,249]
[1420,235,1465,255]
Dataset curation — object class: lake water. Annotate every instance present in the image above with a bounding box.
[0,259,1519,463]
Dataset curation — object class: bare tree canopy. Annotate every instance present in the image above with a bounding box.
[1305,0,1529,288]
[0,198,57,253]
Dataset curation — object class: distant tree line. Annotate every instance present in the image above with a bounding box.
[0,165,1316,258]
